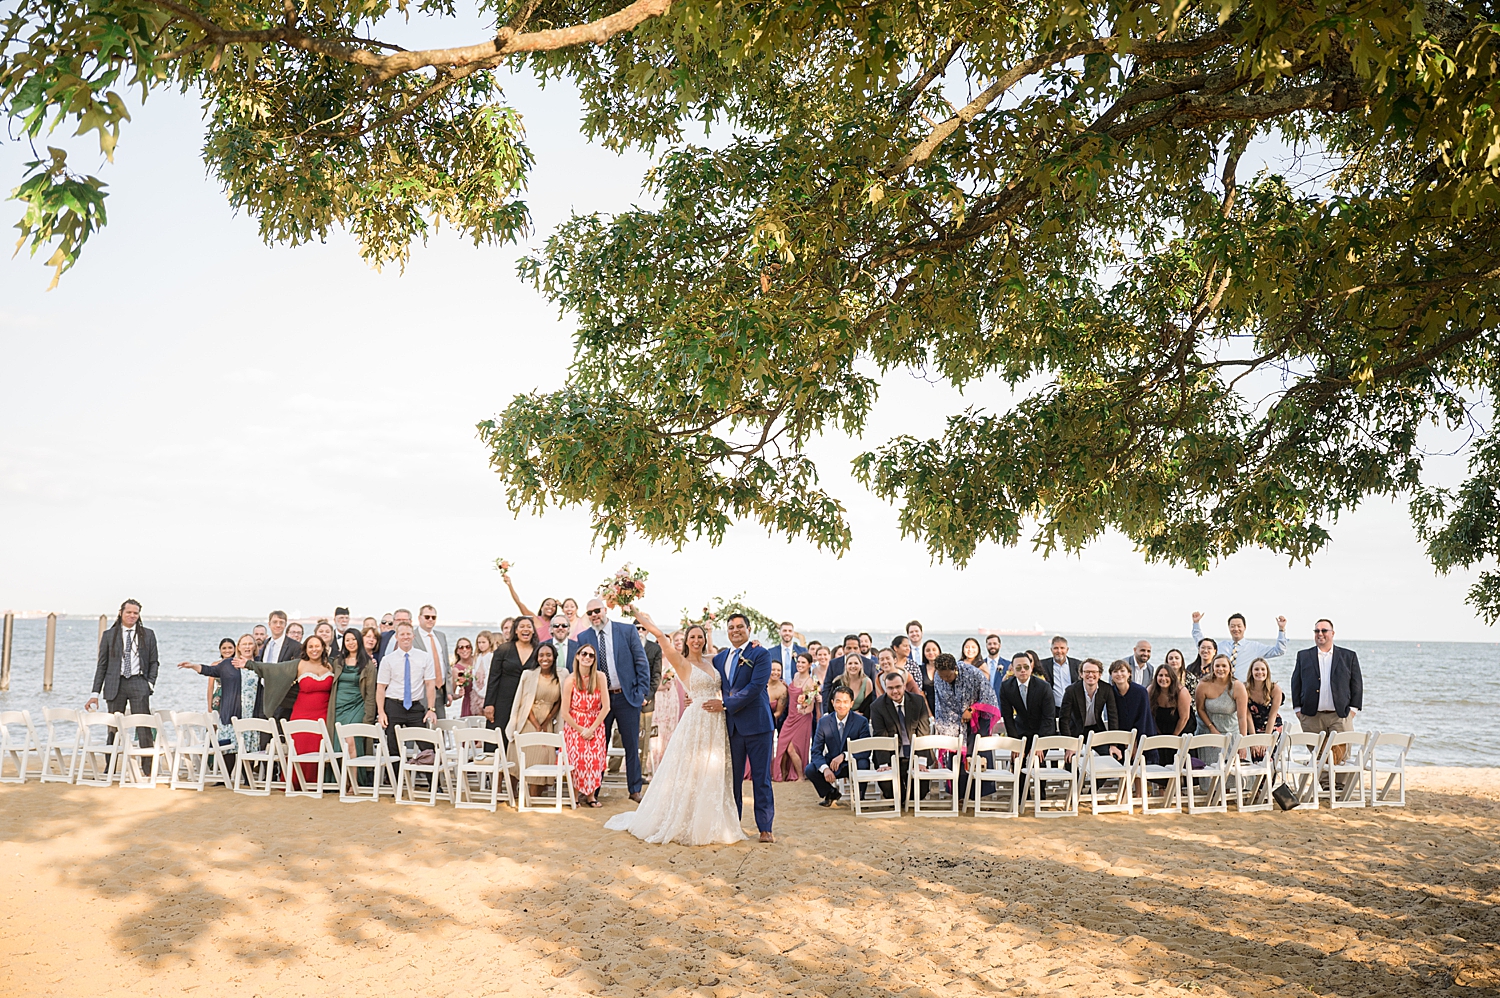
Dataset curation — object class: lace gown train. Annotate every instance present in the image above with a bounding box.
[605,666,745,846]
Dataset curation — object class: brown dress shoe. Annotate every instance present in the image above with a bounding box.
[629,791,643,803]
[759,831,775,843]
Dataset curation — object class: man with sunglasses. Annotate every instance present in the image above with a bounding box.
[411,605,450,718]
[1290,619,1363,746]
[543,615,580,672]
[576,598,651,802]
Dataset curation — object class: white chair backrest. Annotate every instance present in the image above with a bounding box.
[1136,734,1184,754]
[0,711,30,730]
[986,736,1026,758]
[79,711,120,737]
[1087,729,1135,750]
[43,708,79,726]
[1324,729,1369,762]
[1369,732,1413,759]
[1285,730,1322,759]
[457,728,505,752]
[515,731,564,751]
[846,736,897,756]
[1031,735,1081,756]
[1237,733,1277,753]
[970,734,1005,754]
[909,734,961,754]
[232,717,278,740]
[395,726,442,749]
[335,722,385,743]
[120,713,159,736]
[1186,732,1230,754]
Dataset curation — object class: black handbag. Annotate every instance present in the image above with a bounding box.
[1272,782,1300,810]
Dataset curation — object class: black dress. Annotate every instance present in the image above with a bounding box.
[1153,697,1182,763]
[484,641,537,745]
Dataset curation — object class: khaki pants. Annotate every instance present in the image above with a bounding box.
[1298,710,1353,764]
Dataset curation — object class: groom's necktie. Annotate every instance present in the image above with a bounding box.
[729,648,742,678]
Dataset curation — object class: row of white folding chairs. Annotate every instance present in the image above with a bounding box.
[833,726,1414,819]
[0,709,568,811]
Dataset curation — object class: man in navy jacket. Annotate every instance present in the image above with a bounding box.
[1289,618,1363,740]
[805,687,872,806]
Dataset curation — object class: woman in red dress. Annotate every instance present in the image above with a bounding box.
[288,635,336,788]
[563,644,611,806]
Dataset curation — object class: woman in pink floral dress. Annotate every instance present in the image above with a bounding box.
[562,644,611,806]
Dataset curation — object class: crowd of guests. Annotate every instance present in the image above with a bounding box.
[91,588,1363,805]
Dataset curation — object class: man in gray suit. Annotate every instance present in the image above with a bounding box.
[86,599,161,770]
[412,604,451,718]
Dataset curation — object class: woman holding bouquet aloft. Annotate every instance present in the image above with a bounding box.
[605,613,746,845]
[771,652,817,782]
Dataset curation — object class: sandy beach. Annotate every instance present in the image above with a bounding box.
[1,768,1497,997]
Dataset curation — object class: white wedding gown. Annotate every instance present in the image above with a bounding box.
[604,665,746,845]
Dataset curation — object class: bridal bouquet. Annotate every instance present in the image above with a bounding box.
[597,563,648,616]
[493,557,513,576]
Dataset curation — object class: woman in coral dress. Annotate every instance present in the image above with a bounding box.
[562,643,611,806]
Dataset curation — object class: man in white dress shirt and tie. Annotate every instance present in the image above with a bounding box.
[376,622,438,763]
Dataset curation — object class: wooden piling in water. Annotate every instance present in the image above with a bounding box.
[0,613,12,692]
[43,612,57,691]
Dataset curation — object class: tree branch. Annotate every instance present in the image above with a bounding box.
[149,0,673,83]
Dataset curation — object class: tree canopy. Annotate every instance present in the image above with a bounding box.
[8,0,1500,617]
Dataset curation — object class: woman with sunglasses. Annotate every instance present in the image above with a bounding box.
[563,643,611,806]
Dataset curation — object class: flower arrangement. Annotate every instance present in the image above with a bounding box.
[679,593,778,638]
[597,563,648,616]
[796,684,819,713]
[493,557,513,576]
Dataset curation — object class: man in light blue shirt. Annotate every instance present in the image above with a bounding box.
[1191,611,1289,673]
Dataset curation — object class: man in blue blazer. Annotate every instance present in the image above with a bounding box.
[805,687,873,807]
[709,612,777,841]
[577,599,652,802]
[766,621,809,675]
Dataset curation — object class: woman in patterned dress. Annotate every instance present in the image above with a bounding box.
[562,643,611,807]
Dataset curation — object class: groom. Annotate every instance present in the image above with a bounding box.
[706,612,776,842]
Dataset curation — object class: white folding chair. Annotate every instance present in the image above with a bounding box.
[0,711,41,783]
[230,717,286,795]
[1319,730,1371,808]
[1134,734,1187,814]
[514,732,576,812]
[117,714,166,788]
[336,722,397,801]
[966,735,1024,818]
[280,719,341,798]
[394,727,453,805]
[907,734,962,816]
[603,726,628,788]
[1184,733,1230,813]
[1232,733,1279,812]
[848,736,900,817]
[73,711,124,786]
[40,708,82,784]
[1082,729,1136,815]
[153,709,178,781]
[1025,735,1082,817]
[1279,730,1324,805]
[170,712,230,791]
[454,728,513,811]
[434,718,469,770]
[1367,732,1414,807]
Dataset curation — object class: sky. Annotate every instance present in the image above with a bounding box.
[0,28,1494,642]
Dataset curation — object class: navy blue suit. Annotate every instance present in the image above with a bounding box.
[805,711,872,802]
[578,620,652,794]
[715,642,775,832]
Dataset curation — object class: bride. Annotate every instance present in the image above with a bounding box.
[605,611,745,845]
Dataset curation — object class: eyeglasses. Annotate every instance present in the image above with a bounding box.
[552,624,568,630]
[421,614,436,621]
[586,608,604,616]
[1313,628,1332,634]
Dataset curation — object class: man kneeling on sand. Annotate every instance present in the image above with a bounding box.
[805,688,871,807]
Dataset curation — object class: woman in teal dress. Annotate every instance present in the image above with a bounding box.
[334,628,377,757]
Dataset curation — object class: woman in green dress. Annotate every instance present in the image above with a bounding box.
[334,628,377,757]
